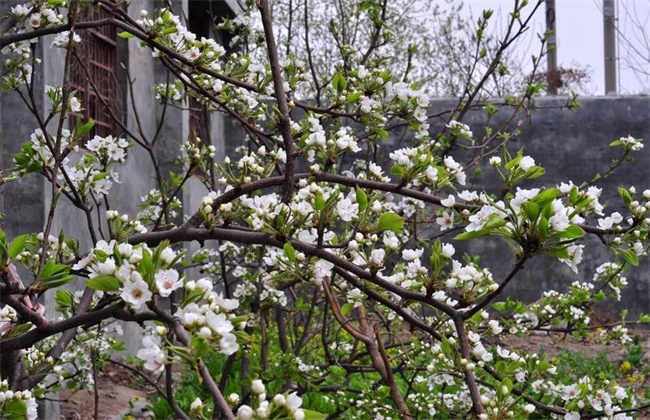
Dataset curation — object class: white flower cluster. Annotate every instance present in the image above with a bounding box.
[136,328,166,374]
[19,127,73,170]
[300,115,361,162]
[0,380,37,420]
[51,31,81,48]
[175,279,241,355]
[445,260,497,297]
[616,135,644,152]
[154,81,184,103]
[560,377,631,419]
[179,137,216,167]
[1,2,66,86]
[447,120,474,141]
[593,262,627,301]
[19,124,128,198]
[384,81,430,139]
[55,322,122,391]
[0,305,18,336]
[559,182,605,215]
[136,189,182,227]
[85,134,129,164]
[105,211,148,235]
[137,9,226,68]
[74,240,181,310]
[234,379,305,420]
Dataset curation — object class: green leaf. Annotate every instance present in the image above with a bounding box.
[332,72,347,93]
[191,336,209,358]
[341,302,354,317]
[455,229,490,240]
[378,212,404,233]
[0,230,8,266]
[42,272,74,289]
[498,378,513,397]
[532,188,560,206]
[493,302,507,312]
[93,172,108,181]
[140,247,154,279]
[526,166,545,179]
[504,152,522,170]
[569,187,579,205]
[118,31,135,39]
[347,92,362,103]
[373,128,389,139]
[618,187,632,206]
[536,360,553,373]
[111,341,126,351]
[483,214,506,230]
[440,334,452,357]
[75,120,95,138]
[314,191,325,211]
[523,201,540,222]
[302,410,328,420]
[7,234,26,259]
[556,225,585,239]
[283,242,296,262]
[538,216,549,240]
[3,399,27,419]
[86,275,121,292]
[39,260,70,281]
[55,290,73,313]
[355,186,368,211]
[546,246,570,259]
[621,249,639,266]
[390,164,405,177]
[377,386,390,398]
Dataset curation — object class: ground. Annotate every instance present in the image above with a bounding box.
[60,363,153,420]
[58,331,650,419]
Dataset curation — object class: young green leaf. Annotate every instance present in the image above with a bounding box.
[86,275,122,292]
[8,234,27,260]
[378,212,404,233]
[283,242,296,262]
[621,249,639,266]
[340,302,354,317]
[332,72,347,93]
[355,186,368,211]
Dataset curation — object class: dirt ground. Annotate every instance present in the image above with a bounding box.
[60,363,153,420]
[58,331,650,419]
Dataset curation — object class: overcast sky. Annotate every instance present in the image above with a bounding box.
[460,0,650,95]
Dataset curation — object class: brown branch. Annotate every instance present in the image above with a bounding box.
[257,0,296,203]
[0,19,115,49]
[0,305,158,353]
[451,314,485,416]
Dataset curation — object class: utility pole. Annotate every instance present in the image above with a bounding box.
[603,0,617,94]
[545,0,558,95]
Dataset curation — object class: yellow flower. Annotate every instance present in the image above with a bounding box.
[620,360,632,373]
